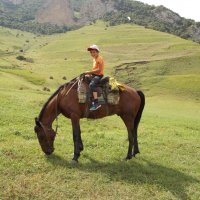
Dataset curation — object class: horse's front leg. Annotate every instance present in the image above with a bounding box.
[71,114,82,163]
[79,131,84,152]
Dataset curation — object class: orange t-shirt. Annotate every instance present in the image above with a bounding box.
[92,55,104,76]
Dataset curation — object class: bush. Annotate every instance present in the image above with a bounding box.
[43,87,50,92]
[16,56,26,61]
[16,56,34,63]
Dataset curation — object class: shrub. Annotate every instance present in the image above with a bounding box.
[16,56,26,61]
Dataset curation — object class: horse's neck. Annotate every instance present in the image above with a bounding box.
[40,96,59,127]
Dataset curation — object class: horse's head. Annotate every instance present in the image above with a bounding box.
[34,118,56,155]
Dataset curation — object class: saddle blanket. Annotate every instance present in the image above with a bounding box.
[78,77,125,105]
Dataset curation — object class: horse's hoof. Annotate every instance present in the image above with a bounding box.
[122,156,132,161]
[133,151,140,157]
[70,159,78,166]
[80,146,84,152]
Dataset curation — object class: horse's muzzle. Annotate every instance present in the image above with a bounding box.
[45,148,54,155]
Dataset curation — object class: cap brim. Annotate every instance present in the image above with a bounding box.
[87,48,99,52]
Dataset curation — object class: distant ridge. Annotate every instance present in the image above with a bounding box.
[0,0,200,42]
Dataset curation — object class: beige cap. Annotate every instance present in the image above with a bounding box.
[87,44,100,52]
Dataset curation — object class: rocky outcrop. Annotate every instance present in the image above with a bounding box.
[153,6,181,24]
[187,25,200,42]
[35,0,115,26]
[79,0,115,24]
[36,0,75,26]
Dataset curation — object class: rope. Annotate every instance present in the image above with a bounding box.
[55,94,58,134]
[54,77,80,134]
[63,78,80,97]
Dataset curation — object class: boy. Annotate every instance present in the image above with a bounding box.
[84,44,104,111]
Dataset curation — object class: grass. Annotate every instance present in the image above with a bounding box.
[0,69,45,85]
[0,21,200,199]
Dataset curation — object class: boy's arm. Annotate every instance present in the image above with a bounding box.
[85,62,102,75]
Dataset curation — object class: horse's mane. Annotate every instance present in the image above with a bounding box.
[38,77,79,121]
[38,84,65,120]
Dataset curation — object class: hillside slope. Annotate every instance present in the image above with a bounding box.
[1,21,200,99]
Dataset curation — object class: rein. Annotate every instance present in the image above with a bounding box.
[55,93,59,134]
[54,77,80,134]
[62,77,80,97]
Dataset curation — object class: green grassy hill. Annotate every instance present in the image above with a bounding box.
[0,22,200,199]
[1,21,200,98]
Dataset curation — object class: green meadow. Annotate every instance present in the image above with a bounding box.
[0,21,200,199]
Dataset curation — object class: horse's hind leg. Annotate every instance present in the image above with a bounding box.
[133,90,145,156]
[132,106,142,156]
[120,115,134,160]
[133,125,140,157]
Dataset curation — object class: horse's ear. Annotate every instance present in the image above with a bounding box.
[35,117,41,127]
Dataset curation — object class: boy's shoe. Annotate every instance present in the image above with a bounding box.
[90,102,101,111]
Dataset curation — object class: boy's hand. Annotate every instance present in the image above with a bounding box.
[80,73,86,78]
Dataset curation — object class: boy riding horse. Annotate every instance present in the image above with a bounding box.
[84,45,104,111]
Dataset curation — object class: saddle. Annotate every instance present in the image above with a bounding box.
[78,76,120,105]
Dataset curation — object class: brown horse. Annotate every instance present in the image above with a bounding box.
[34,77,145,163]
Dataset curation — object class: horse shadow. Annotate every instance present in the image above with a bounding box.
[46,154,199,200]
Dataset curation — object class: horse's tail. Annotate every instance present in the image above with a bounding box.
[134,91,145,128]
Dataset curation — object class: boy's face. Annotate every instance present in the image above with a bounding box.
[90,49,99,58]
